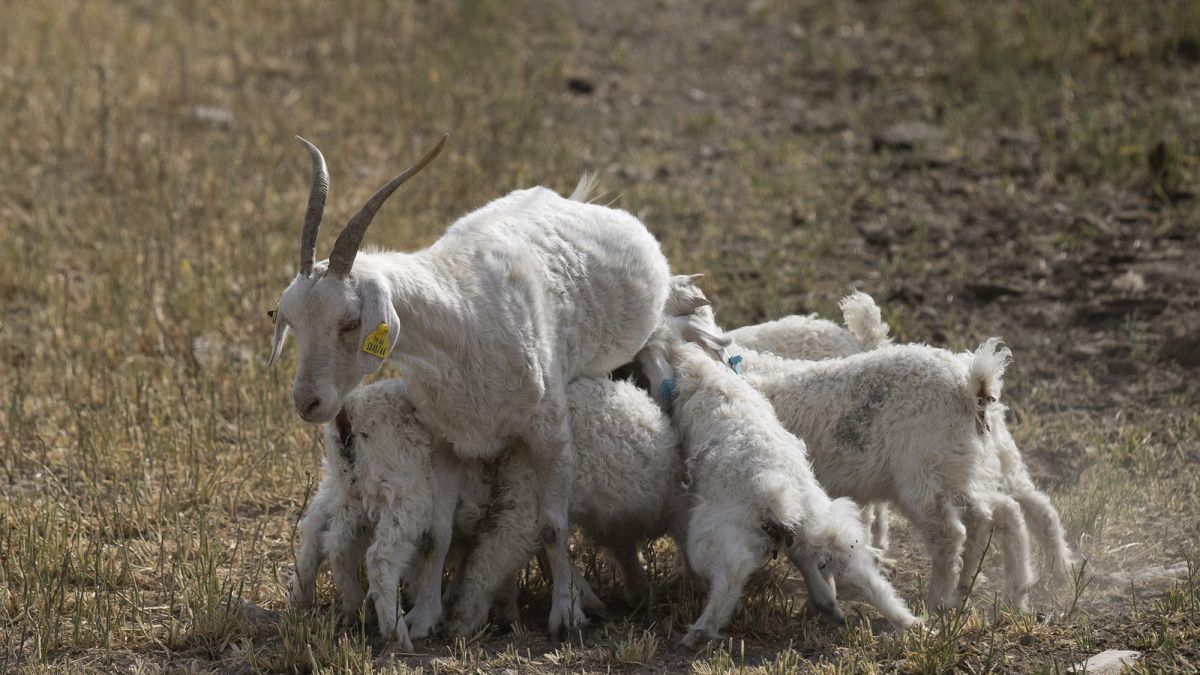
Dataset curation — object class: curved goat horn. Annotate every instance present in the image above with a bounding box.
[296,136,330,277]
[327,133,447,278]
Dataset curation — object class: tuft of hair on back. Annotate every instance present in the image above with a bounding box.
[838,291,891,350]
[968,337,1012,433]
[568,170,603,203]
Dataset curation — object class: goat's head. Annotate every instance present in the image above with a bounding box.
[269,134,446,423]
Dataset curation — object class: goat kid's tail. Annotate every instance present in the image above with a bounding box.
[568,171,602,203]
[967,337,1012,434]
[839,291,891,350]
[751,470,807,532]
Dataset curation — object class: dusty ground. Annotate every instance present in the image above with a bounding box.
[1,0,1197,672]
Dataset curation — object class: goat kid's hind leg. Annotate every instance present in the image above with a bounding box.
[872,503,892,552]
[290,484,338,608]
[683,516,762,649]
[956,498,994,604]
[609,540,650,608]
[538,550,606,615]
[906,497,967,612]
[366,518,420,651]
[839,548,921,630]
[1013,488,1076,586]
[991,496,1034,610]
[528,398,586,636]
[323,509,370,621]
[406,450,462,640]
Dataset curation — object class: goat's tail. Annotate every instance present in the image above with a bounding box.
[839,291,891,350]
[568,171,602,203]
[752,470,806,530]
[967,337,1012,434]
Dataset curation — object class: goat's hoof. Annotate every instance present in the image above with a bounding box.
[444,619,477,640]
[547,602,588,638]
[680,629,721,650]
[288,583,313,609]
[406,618,437,641]
[388,629,417,653]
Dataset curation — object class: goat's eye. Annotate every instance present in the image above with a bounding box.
[339,319,361,335]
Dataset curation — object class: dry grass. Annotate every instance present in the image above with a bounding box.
[1,0,1197,672]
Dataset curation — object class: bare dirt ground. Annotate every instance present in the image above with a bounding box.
[1,1,1197,672]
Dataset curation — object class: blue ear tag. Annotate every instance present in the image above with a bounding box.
[728,354,743,374]
[659,378,677,401]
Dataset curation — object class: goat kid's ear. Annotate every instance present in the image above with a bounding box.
[681,314,732,362]
[267,312,290,367]
[357,282,400,374]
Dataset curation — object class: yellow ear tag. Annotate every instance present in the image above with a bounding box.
[362,322,390,359]
[268,307,277,324]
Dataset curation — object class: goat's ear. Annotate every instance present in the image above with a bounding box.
[357,281,400,374]
[681,314,732,362]
[267,311,289,367]
[665,274,710,316]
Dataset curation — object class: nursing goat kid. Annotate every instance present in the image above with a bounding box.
[652,315,918,647]
[270,136,670,634]
[646,306,1015,612]
[290,377,685,647]
[725,291,895,550]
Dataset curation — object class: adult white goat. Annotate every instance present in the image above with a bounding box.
[270,136,670,634]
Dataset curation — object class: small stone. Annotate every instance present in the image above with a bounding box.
[872,121,945,151]
[1159,332,1200,369]
[566,77,594,95]
[858,221,894,246]
[998,128,1038,147]
[186,106,233,129]
[1111,270,1147,294]
[1068,650,1141,675]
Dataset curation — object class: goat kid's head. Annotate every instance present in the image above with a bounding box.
[269,134,447,423]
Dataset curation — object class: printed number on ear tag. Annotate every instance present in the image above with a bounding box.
[362,323,390,359]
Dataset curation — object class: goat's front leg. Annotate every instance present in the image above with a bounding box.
[527,398,586,637]
[290,479,339,608]
[445,475,540,637]
[406,449,462,640]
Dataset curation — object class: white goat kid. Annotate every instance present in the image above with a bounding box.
[289,381,435,650]
[653,317,918,647]
[725,291,895,550]
[290,377,685,642]
[271,137,670,634]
